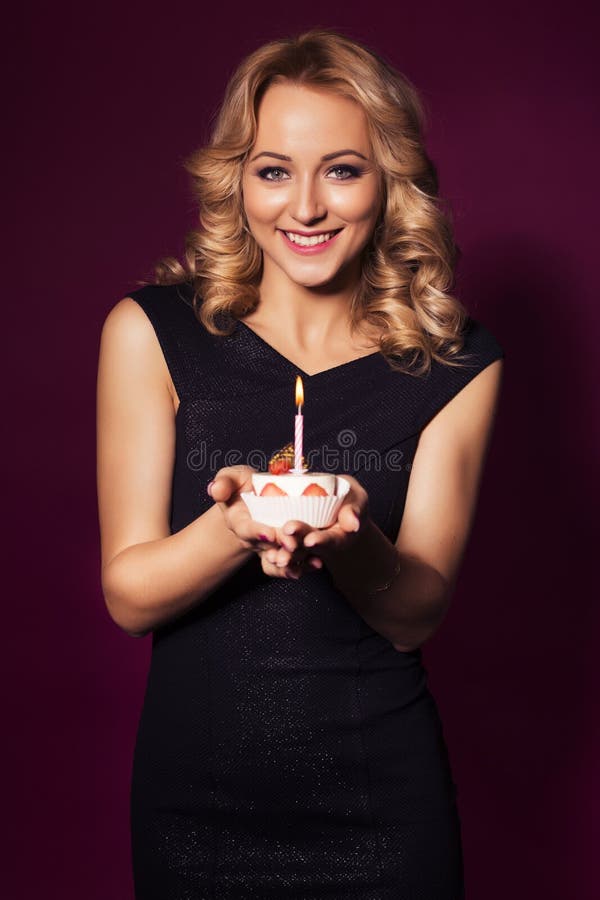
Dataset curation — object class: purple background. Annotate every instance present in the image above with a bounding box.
[6,2,598,897]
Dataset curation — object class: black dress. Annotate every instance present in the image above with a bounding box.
[126,283,504,899]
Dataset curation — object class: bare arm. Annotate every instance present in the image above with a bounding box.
[323,358,505,650]
[96,298,253,637]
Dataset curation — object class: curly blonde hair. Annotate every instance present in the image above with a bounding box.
[154,28,472,375]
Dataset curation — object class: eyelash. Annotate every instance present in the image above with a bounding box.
[256,164,361,182]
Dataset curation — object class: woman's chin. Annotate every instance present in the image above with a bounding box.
[283,263,355,293]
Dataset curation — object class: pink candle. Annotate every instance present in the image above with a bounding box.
[294,376,304,473]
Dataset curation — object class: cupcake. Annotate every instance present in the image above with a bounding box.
[240,443,350,528]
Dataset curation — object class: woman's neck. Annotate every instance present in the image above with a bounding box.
[249,267,361,350]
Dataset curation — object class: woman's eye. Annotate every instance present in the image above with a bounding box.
[328,165,361,180]
[257,167,289,182]
[256,165,360,181]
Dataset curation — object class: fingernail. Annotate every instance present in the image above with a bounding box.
[305,536,315,547]
[207,479,215,496]
[283,523,296,535]
[352,515,360,532]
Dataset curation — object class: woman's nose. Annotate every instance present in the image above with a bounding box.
[289,175,327,225]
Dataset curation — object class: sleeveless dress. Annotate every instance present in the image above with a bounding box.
[126,282,504,899]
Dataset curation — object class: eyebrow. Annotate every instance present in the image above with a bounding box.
[249,149,369,163]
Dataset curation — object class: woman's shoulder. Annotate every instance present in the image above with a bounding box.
[124,280,196,312]
[99,285,195,357]
[117,282,201,347]
[410,314,504,433]
[105,281,206,408]
[459,314,505,364]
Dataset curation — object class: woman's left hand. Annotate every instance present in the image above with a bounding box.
[260,475,369,572]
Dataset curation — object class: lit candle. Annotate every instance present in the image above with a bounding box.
[293,375,304,473]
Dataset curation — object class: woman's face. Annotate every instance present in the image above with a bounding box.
[242,81,382,291]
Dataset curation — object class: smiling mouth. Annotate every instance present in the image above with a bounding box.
[281,228,343,247]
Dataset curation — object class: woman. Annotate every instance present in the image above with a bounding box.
[97,28,504,897]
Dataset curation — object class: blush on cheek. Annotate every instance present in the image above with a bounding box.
[328,193,381,226]
[242,183,288,226]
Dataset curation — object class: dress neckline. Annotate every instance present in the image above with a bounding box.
[235,319,382,380]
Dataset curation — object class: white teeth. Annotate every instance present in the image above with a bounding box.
[284,230,338,247]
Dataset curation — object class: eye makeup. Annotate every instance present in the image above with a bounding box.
[256,163,364,182]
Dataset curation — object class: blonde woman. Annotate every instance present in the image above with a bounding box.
[97,29,504,897]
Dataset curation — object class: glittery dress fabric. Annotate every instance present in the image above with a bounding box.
[126,283,504,899]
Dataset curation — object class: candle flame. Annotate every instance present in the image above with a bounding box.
[295,375,304,407]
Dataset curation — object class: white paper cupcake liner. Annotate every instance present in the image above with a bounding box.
[240,475,351,528]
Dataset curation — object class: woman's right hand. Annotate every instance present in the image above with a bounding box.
[207,466,322,579]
